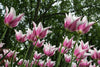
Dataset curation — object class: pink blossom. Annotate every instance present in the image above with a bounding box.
[64,54,71,63]
[77,16,95,34]
[64,13,81,32]
[58,43,68,54]
[72,62,77,67]
[4,60,9,67]
[46,57,55,67]
[33,39,45,48]
[15,30,27,42]
[17,59,23,65]
[34,51,44,60]
[24,60,29,67]
[4,6,24,28]
[63,36,75,49]
[43,43,57,56]
[98,60,100,65]
[38,60,46,67]
[0,42,5,48]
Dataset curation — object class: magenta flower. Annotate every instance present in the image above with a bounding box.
[72,62,77,67]
[15,30,27,42]
[33,21,52,39]
[43,43,57,56]
[64,13,81,32]
[4,6,24,28]
[4,60,9,67]
[24,60,29,67]
[33,39,45,48]
[0,42,5,48]
[98,60,100,65]
[38,60,46,67]
[77,16,95,34]
[63,36,75,49]
[64,54,71,63]
[34,51,44,60]
[58,43,68,54]
[17,59,23,65]
[46,57,55,67]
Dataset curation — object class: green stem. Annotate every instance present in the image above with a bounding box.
[56,44,63,67]
[70,35,80,67]
[0,27,8,42]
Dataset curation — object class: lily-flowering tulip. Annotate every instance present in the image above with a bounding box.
[46,57,55,67]
[38,60,46,67]
[43,43,57,56]
[17,59,23,65]
[64,54,71,63]
[32,21,52,39]
[24,60,29,67]
[72,62,77,67]
[34,51,44,60]
[33,39,45,48]
[4,7,24,28]
[63,36,75,49]
[79,58,91,67]
[64,13,81,32]
[58,43,68,54]
[0,42,5,48]
[77,16,95,34]
[15,30,27,42]
[4,60,9,67]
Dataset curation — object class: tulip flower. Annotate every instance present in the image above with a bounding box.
[34,51,44,60]
[4,60,9,67]
[4,6,24,28]
[17,59,23,65]
[0,42,5,48]
[64,54,71,63]
[46,57,55,67]
[15,30,27,42]
[38,60,46,67]
[64,13,81,32]
[63,36,75,49]
[72,62,77,67]
[33,39,45,48]
[24,60,29,67]
[43,43,57,56]
[77,16,95,34]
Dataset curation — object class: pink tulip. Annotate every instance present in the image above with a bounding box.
[33,39,45,48]
[4,60,9,67]
[77,16,95,34]
[98,60,100,65]
[58,43,68,54]
[72,62,77,67]
[38,60,46,67]
[64,54,71,63]
[64,13,81,32]
[4,6,24,28]
[0,42,5,48]
[63,36,75,49]
[24,60,29,67]
[34,51,44,60]
[43,43,57,56]
[15,30,27,42]
[46,57,55,67]
[17,59,23,65]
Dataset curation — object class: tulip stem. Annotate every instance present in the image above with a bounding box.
[0,27,8,42]
[56,44,63,67]
[70,34,80,67]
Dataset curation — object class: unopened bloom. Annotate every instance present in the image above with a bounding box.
[34,51,44,60]
[46,57,55,67]
[63,36,75,49]
[4,6,24,28]
[15,30,27,42]
[0,42,5,48]
[77,16,95,34]
[24,60,29,67]
[64,13,81,32]
[72,62,77,67]
[58,43,68,54]
[33,39,45,48]
[17,59,23,65]
[43,43,57,56]
[64,54,71,63]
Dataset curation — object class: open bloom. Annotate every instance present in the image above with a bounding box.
[63,36,75,49]
[0,42,5,48]
[4,6,24,28]
[64,54,71,63]
[15,30,27,42]
[38,60,46,67]
[33,39,45,48]
[34,51,44,60]
[64,13,81,32]
[77,16,95,34]
[46,57,55,67]
[43,43,57,56]
[17,59,23,65]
